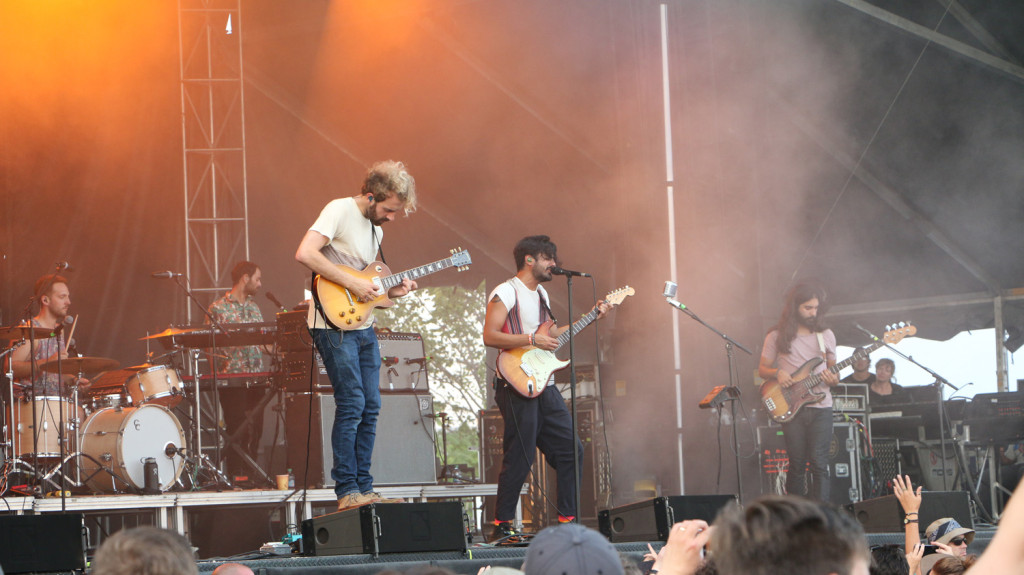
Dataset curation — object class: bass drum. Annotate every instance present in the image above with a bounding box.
[80,405,186,493]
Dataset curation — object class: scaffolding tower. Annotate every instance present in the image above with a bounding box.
[177,0,250,322]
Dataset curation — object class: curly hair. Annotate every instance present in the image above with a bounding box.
[361,160,417,215]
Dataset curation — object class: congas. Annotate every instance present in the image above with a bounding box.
[126,365,184,407]
[79,405,186,493]
[13,396,83,458]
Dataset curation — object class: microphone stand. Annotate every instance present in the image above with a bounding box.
[564,274,582,523]
[667,300,753,503]
[170,274,233,486]
[854,324,959,491]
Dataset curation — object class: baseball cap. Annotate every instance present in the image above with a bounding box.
[523,524,624,575]
[925,517,974,546]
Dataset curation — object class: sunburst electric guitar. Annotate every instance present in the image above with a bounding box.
[759,323,916,423]
[313,248,472,330]
[497,286,634,398]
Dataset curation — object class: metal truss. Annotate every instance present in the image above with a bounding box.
[177,0,250,322]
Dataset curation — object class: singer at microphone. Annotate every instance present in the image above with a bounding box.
[10,273,91,393]
[482,235,616,534]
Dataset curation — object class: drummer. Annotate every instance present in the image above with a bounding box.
[9,274,90,396]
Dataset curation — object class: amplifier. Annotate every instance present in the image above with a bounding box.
[301,502,466,556]
[598,495,736,542]
[378,330,429,392]
[0,514,86,573]
[833,384,868,414]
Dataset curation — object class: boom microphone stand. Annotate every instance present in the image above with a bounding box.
[664,286,753,503]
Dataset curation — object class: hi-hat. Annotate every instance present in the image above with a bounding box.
[39,356,120,374]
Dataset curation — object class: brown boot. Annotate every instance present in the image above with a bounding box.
[337,492,378,512]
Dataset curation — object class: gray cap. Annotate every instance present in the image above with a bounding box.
[523,524,624,575]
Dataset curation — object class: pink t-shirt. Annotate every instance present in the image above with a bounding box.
[761,329,837,408]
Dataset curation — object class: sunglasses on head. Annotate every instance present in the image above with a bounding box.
[949,537,967,546]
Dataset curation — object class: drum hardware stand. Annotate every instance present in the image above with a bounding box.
[173,276,234,480]
[183,348,234,489]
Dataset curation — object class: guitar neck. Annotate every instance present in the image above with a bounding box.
[553,308,601,351]
[380,256,459,289]
[802,340,886,390]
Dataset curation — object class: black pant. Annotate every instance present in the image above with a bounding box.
[220,387,264,478]
[493,379,583,521]
[781,406,833,501]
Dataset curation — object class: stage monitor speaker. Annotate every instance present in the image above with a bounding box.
[0,514,85,573]
[845,491,972,533]
[301,502,466,556]
[598,495,736,542]
[287,392,438,487]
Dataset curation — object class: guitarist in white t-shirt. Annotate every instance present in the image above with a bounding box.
[295,160,418,512]
[482,235,610,541]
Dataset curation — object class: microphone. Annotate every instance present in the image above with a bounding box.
[665,298,687,311]
[663,281,678,298]
[406,357,429,366]
[266,291,287,310]
[854,323,879,341]
[382,356,400,367]
[151,271,183,279]
[55,261,73,271]
[550,266,591,277]
[52,315,74,336]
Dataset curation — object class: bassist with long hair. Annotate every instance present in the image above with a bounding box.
[758,281,839,501]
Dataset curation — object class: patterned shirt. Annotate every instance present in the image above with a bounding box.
[207,291,264,374]
[15,318,66,396]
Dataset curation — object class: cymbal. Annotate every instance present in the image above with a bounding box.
[39,356,120,374]
[0,324,58,340]
[139,327,196,341]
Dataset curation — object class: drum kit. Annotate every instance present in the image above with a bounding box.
[0,325,223,496]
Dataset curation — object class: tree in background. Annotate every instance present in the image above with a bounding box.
[375,280,488,478]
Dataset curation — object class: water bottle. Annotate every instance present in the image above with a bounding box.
[287,468,295,489]
[143,458,160,494]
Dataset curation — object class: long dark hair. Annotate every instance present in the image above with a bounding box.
[771,281,829,355]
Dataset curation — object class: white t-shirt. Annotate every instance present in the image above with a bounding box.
[489,277,556,387]
[306,197,381,330]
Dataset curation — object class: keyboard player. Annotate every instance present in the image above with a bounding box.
[207,260,274,483]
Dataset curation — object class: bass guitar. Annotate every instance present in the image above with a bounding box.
[313,248,472,330]
[497,286,634,398]
[759,323,916,423]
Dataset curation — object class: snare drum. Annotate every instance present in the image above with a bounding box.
[126,365,184,407]
[87,392,128,414]
[79,405,186,493]
[13,396,83,457]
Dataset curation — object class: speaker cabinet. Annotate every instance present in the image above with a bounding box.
[598,495,736,542]
[0,514,85,574]
[846,491,973,533]
[758,422,863,505]
[287,392,437,488]
[302,502,466,556]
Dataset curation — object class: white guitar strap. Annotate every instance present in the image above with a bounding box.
[816,332,827,359]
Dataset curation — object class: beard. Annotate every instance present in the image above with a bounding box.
[798,314,820,330]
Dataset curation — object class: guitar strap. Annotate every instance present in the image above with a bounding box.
[816,332,827,360]
[371,225,386,265]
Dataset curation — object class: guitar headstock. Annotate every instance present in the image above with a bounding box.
[604,286,635,306]
[883,322,917,344]
[449,247,472,271]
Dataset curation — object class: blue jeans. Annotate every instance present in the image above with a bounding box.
[311,327,382,498]
[781,406,833,501]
